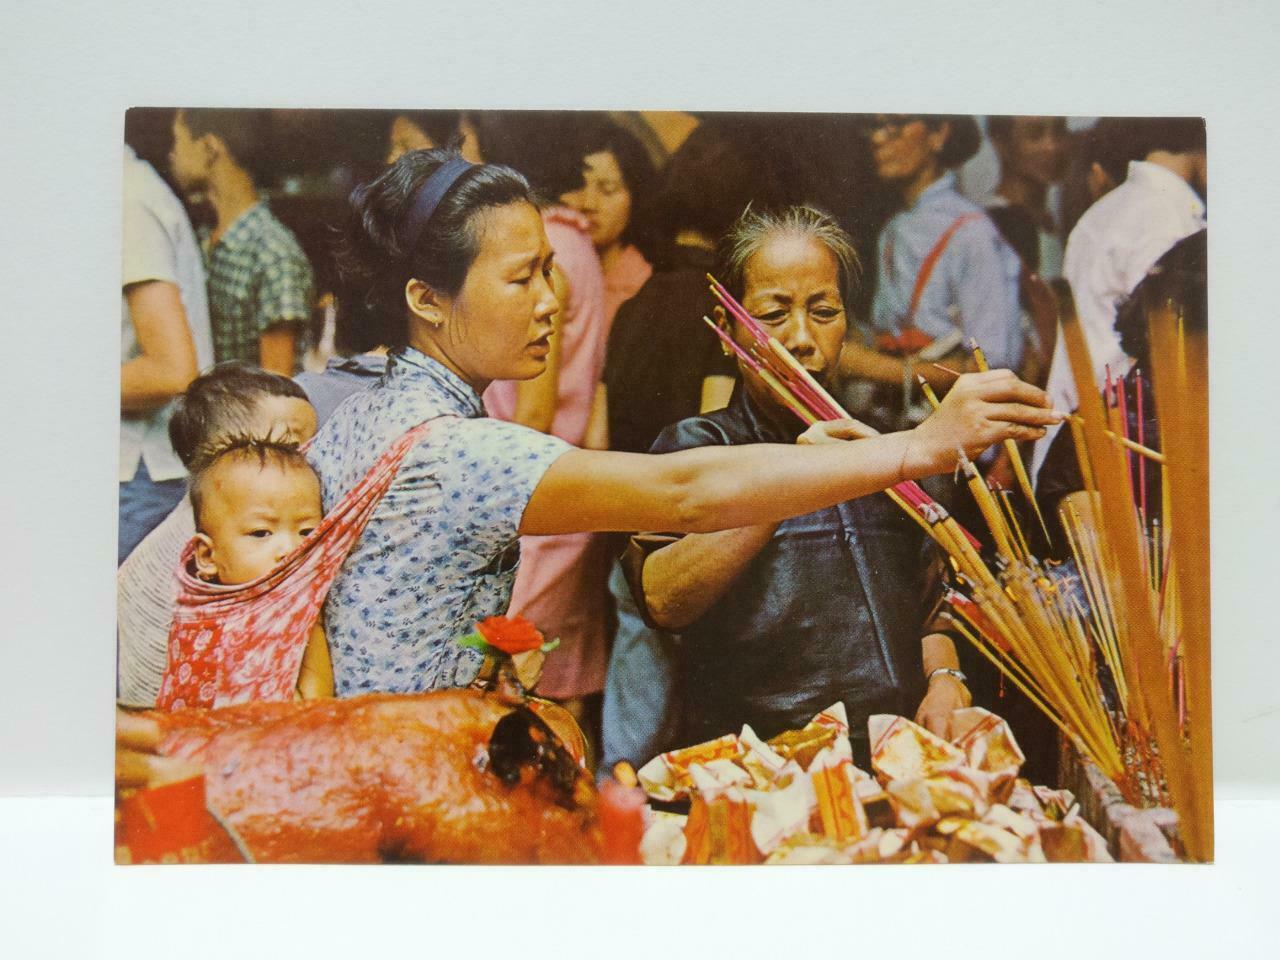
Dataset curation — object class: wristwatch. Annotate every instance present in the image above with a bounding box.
[927,667,968,686]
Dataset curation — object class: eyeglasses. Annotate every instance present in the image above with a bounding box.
[858,114,923,139]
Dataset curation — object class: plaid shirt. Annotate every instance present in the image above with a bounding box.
[205,202,314,365]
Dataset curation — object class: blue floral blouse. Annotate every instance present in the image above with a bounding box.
[306,348,571,695]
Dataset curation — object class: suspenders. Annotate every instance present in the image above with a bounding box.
[875,211,985,355]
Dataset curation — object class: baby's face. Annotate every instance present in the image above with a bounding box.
[194,459,323,585]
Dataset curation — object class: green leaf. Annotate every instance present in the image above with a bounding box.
[539,637,561,653]
[456,632,496,655]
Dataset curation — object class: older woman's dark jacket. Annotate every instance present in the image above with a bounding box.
[633,384,932,765]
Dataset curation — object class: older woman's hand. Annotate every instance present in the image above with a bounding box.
[905,370,1062,475]
[914,673,972,740]
[796,418,878,445]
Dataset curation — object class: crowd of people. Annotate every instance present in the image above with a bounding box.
[117,109,1206,783]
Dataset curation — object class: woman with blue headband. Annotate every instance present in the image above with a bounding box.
[308,148,1061,701]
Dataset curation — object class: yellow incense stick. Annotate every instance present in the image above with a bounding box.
[997,486,1035,566]
[1067,415,1166,463]
[917,375,942,412]
[1060,290,1207,858]
[968,339,1052,546]
[957,450,1016,560]
[1146,298,1212,861]
[1112,433,1165,464]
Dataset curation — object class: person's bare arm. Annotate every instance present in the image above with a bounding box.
[295,622,334,700]
[837,340,978,390]
[121,280,199,412]
[511,266,568,433]
[638,420,871,629]
[641,524,777,629]
[521,370,1060,537]
[259,325,299,376]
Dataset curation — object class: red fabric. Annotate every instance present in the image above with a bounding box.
[156,420,439,710]
[875,326,937,355]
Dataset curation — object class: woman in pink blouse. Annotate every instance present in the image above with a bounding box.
[560,119,657,323]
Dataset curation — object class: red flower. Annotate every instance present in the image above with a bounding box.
[475,616,545,655]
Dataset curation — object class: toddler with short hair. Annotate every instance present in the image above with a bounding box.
[184,437,333,700]
[119,362,319,707]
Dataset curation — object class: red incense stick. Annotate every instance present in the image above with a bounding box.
[1135,368,1148,526]
[706,275,981,548]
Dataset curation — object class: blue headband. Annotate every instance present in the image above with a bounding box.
[401,156,474,251]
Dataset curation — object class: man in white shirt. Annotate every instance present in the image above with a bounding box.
[1031,119,1206,480]
[120,145,214,563]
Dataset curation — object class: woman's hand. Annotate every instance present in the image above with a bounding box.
[914,674,972,740]
[905,369,1062,475]
[796,418,878,445]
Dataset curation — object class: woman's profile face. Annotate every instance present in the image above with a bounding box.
[868,116,947,187]
[560,150,632,253]
[731,232,847,399]
[433,201,560,385]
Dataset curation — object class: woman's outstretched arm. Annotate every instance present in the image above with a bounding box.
[520,370,1059,536]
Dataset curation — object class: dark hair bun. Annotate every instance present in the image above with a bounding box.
[333,150,531,351]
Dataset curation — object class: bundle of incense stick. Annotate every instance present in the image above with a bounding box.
[708,274,1211,859]
[923,330,1189,835]
[1053,289,1211,862]
[703,274,980,550]
[937,448,1130,788]
[1097,365,1183,729]
[933,292,1208,860]
[919,363,1153,795]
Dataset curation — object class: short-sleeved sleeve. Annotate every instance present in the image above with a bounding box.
[429,417,572,559]
[253,243,314,333]
[122,199,178,289]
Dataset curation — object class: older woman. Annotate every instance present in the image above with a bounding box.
[840,114,1024,431]
[306,149,1058,698]
[631,206,974,765]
